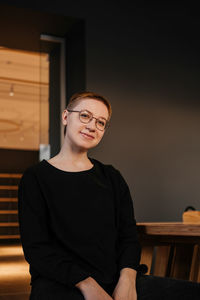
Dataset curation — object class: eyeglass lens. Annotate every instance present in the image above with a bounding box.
[79,111,107,130]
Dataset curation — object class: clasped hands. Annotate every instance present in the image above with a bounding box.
[111,273,137,300]
[76,268,137,300]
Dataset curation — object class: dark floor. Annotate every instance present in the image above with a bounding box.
[0,242,31,300]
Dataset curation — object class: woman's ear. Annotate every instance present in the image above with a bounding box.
[62,109,68,126]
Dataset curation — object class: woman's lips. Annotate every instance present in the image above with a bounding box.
[80,132,95,139]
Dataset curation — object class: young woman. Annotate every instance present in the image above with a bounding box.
[18,91,200,300]
[18,91,142,300]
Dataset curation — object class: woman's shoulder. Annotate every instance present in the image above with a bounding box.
[20,160,45,182]
[89,157,120,177]
[90,158,130,195]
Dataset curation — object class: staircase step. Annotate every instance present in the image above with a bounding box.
[0,210,18,214]
[0,234,20,239]
[0,174,22,240]
[0,198,18,202]
[0,174,22,178]
[0,222,19,226]
[0,186,18,190]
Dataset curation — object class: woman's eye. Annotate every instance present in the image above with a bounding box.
[98,120,105,127]
[80,113,90,118]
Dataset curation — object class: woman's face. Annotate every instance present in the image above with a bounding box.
[62,98,109,151]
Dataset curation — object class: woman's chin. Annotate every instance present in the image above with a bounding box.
[74,142,97,152]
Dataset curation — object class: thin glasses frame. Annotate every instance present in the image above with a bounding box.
[67,109,109,131]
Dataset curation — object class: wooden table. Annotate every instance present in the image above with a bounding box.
[137,222,200,282]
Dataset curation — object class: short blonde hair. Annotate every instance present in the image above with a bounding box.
[64,91,112,136]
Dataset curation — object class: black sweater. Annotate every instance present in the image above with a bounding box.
[18,157,141,288]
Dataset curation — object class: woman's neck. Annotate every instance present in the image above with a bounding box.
[48,143,93,171]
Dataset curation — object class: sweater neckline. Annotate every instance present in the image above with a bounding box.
[42,157,95,174]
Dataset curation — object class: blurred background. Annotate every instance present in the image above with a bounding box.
[0,1,199,298]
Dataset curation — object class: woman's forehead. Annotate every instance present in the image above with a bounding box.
[73,98,109,117]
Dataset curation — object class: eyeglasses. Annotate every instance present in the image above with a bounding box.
[67,109,109,131]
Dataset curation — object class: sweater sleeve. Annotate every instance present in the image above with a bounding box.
[18,167,91,288]
[114,168,141,273]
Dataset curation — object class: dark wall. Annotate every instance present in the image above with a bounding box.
[0,1,200,221]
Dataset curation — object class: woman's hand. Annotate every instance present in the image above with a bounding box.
[75,276,113,300]
[112,268,137,300]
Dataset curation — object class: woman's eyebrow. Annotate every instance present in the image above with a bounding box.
[84,109,108,120]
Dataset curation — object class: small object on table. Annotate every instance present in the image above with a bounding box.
[182,211,200,224]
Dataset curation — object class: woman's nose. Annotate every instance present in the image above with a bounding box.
[85,117,96,131]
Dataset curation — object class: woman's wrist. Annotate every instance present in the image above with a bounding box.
[119,267,137,284]
[75,276,95,292]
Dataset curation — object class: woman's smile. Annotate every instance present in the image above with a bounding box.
[80,132,95,140]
